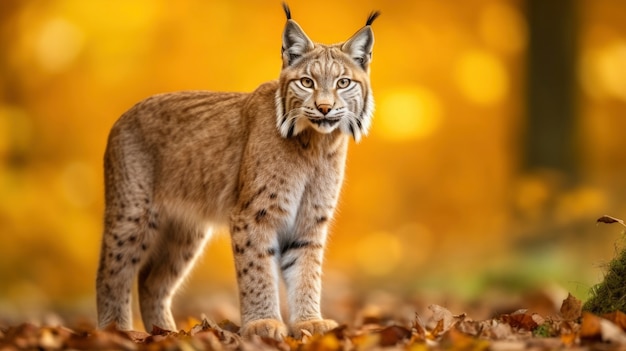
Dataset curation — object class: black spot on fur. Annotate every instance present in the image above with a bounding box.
[242,200,252,210]
[255,185,267,197]
[269,193,277,199]
[280,240,313,255]
[115,253,123,262]
[281,258,297,271]
[245,240,252,247]
[287,123,295,138]
[255,209,267,223]
[316,216,328,224]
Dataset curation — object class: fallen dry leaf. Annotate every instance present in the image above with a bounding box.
[597,215,626,227]
[4,292,626,350]
[378,325,412,347]
[603,311,626,331]
[500,309,539,331]
[560,293,583,320]
[580,312,602,340]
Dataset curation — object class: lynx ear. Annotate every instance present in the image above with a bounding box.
[281,3,314,67]
[342,11,380,70]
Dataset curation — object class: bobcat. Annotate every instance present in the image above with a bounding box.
[96,4,379,339]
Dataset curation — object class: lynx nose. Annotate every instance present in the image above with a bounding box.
[316,104,332,115]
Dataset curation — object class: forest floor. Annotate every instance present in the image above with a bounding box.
[2,291,626,351]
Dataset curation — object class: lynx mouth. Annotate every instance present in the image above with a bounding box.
[308,118,340,127]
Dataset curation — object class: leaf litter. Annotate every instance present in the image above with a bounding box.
[3,293,626,350]
[3,216,626,350]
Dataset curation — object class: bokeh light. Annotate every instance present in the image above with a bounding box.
[376,86,442,141]
[454,50,509,105]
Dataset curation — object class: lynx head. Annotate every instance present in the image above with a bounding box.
[275,4,379,142]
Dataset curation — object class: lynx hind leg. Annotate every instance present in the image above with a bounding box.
[96,186,156,330]
[138,221,211,332]
[96,144,157,330]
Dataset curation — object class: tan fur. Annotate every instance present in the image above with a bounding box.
[96,6,378,339]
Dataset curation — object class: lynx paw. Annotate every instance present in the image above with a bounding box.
[292,319,339,339]
[240,319,288,340]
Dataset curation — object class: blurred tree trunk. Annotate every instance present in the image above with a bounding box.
[524,0,578,178]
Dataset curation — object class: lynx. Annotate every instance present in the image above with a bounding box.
[96,4,379,339]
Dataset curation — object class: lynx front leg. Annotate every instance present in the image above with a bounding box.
[281,234,337,338]
[230,214,287,340]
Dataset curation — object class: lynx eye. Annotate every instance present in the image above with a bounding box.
[337,78,351,89]
[300,77,314,88]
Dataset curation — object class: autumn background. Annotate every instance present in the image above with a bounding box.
[1,0,626,329]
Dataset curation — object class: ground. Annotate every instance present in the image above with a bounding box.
[2,292,626,351]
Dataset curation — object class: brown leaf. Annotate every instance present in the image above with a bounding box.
[603,311,626,331]
[580,312,602,340]
[327,324,348,340]
[559,293,582,320]
[500,310,538,331]
[67,328,138,350]
[412,313,427,340]
[442,328,490,350]
[428,305,454,329]
[378,325,412,347]
[121,330,150,343]
[560,332,576,347]
[304,332,341,350]
[150,324,173,336]
[430,319,446,339]
[217,319,240,333]
[597,215,626,227]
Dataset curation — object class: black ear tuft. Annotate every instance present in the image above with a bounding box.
[282,2,291,20]
[365,11,380,26]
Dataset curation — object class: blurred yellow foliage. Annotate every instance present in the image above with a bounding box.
[0,0,626,322]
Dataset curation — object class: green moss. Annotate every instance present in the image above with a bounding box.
[532,324,552,338]
[583,246,626,314]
